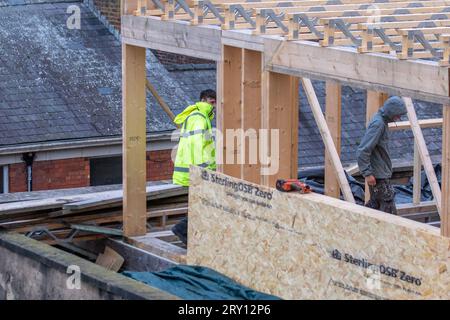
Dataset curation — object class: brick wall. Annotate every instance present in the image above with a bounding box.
[89,0,212,65]
[8,151,174,192]
[9,163,27,193]
[92,0,121,30]
[32,158,90,191]
[146,149,175,181]
[9,158,90,192]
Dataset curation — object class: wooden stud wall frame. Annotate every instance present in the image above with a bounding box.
[121,0,450,240]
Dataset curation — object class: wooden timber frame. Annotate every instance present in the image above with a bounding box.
[120,0,450,239]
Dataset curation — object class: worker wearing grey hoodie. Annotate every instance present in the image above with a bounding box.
[357,96,407,215]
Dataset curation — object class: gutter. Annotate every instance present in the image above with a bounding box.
[0,132,175,156]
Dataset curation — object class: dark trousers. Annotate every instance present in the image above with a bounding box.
[171,186,189,245]
[365,179,397,215]
[172,217,188,245]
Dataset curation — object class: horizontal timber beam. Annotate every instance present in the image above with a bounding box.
[263,37,450,105]
[121,15,450,104]
[122,15,222,61]
[388,118,443,131]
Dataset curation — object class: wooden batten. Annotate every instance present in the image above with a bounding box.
[441,105,450,237]
[325,81,342,199]
[302,78,354,203]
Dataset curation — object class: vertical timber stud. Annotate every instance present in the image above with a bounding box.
[442,105,450,237]
[216,56,224,173]
[122,44,147,237]
[325,81,341,198]
[261,71,299,187]
[222,45,243,179]
[242,49,262,184]
[365,91,388,203]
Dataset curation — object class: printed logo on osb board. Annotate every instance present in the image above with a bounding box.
[325,248,426,299]
[200,169,274,209]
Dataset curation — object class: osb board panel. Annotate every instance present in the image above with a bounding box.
[187,167,450,300]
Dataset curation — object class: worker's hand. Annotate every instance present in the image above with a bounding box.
[366,175,377,186]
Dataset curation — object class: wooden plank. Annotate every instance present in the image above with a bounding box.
[188,167,450,299]
[364,91,387,203]
[7,206,187,233]
[106,238,177,272]
[222,45,243,179]
[301,78,355,203]
[261,71,299,187]
[403,97,442,215]
[396,201,437,215]
[441,105,450,237]
[388,118,443,131]
[70,224,123,237]
[95,246,125,272]
[241,49,262,184]
[324,81,341,199]
[123,44,147,237]
[127,234,187,264]
[61,184,185,212]
[146,78,176,122]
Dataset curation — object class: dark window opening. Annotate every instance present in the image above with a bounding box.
[90,156,122,186]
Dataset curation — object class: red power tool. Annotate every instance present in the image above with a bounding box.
[276,179,312,194]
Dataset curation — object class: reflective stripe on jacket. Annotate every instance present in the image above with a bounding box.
[172,102,216,186]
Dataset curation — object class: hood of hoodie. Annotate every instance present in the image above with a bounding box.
[173,101,214,125]
[379,96,407,122]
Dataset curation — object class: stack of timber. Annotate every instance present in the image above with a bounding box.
[0,182,188,245]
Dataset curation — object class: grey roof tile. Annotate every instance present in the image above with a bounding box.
[0,1,193,147]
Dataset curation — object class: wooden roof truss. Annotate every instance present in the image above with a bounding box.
[133,0,450,65]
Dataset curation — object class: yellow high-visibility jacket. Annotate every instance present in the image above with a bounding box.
[172,102,216,186]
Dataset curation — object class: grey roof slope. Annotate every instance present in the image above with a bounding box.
[166,65,443,168]
[0,1,187,147]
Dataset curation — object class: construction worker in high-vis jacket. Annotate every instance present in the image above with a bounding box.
[172,89,217,186]
[171,89,217,244]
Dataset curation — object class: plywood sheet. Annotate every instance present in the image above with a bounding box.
[187,166,450,300]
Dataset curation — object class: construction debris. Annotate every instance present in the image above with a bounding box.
[0,182,188,245]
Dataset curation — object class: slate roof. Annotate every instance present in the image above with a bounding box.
[165,66,443,168]
[0,1,187,147]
